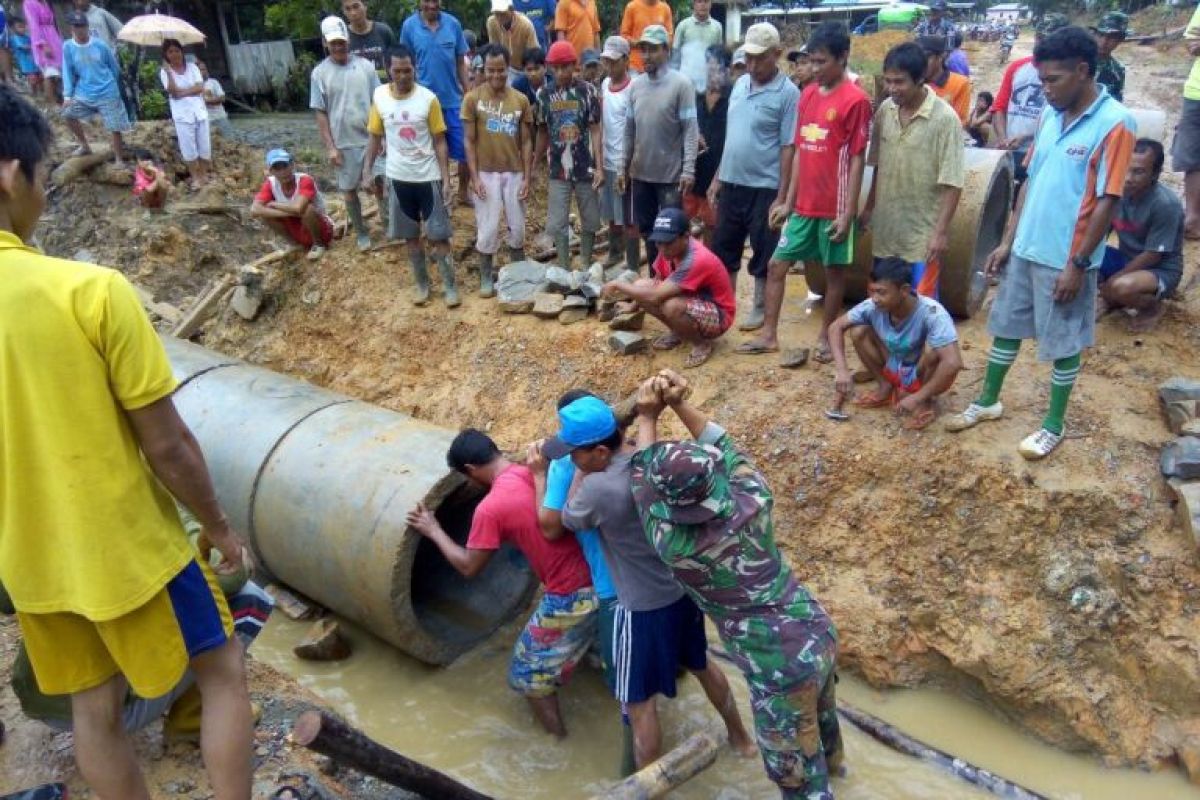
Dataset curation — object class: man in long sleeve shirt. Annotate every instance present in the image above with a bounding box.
[61,11,129,165]
[621,24,697,266]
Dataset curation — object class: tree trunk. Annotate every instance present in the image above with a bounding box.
[591,732,719,800]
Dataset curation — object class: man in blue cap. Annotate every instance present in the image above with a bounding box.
[250,148,335,260]
[529,392,756,772]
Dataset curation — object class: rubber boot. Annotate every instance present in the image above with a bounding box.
[508,246,526,263]
[739,276,767,331]
[440,254,460,308]
[479,253,495,298]
[624,236,640,272]
[605,229,623,266]
[580,231,596,271]
[555,233,571,270]
[410,250,431,306]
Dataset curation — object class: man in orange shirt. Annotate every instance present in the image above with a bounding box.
[919,35,968,124]
[555,0,600,64]
[620,0,672,73]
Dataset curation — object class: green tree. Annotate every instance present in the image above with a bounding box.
[264,0,492,40]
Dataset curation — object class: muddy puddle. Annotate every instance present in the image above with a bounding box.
[253,614,1198,799]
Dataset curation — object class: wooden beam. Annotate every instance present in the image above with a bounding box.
[133,284,183,325]
[172,275,235,339]
[591,732,719,800]
[292,707,494,800]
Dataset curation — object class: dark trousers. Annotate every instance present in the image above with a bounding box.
[632,179,681,266]
[710,183,781,279]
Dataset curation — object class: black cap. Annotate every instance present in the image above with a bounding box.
[67,11,89,26]
[917,35,947,55]
[648,207,690,243]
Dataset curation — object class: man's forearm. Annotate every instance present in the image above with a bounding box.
[681,118,698,178]
[1110,250,1164,279]
[913,353,960,402]
[828,318,851,372]
[776,145,795,204]
[933,185,961,238]
[670,400,709,440]
[784,146,802,209]
[845,153,866,217]
[636,413,659,449]
[1002,180,1028,247]
[141,425,228,530]
[315,111,336,151]
[1072,195,1119,263]
[365,134,381,175]
[426,525,475,577]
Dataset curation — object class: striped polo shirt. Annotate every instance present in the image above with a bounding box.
[1013,88,1136,271]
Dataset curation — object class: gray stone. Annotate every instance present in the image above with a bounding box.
[1159,377,1200,406]
[532,292,565,318]
[496,260,548,305]
[499,298,535,314]
[579,280,603,302]
[605,265,630,282]
[609,309,645,331]
[1165,400,1198,435]
[609,331,648,355]
[1161,436,1200,480]
[543,266,579,294]
[588,261,605,284]
[73,248,97,264]
[1168,478,1200,549]
[230,285,263,320]
[617,269,640,284]
[562,295,589,309]
[559,307,588,325]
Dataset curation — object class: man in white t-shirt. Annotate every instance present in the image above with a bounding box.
[365,44,457,308]
[991,14,1069,183]
[599,35,640,270]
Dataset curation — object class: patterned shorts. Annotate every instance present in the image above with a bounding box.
[683,296,728,339]
[508,587,598,698]
[61,95,131,133]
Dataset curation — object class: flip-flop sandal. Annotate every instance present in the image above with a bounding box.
[852,369,874,384]
[903,407,937,430]
[780,347,809,369]
[684,343,714,368]
[735,340,779,355]
[653,333,682,350]
[853,390,893,408]
[813,344,834,364]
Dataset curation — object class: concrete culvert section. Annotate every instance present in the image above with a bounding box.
[163,337,537,665]
[805,148,1014,319]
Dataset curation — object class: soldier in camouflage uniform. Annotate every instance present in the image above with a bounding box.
[627,371,842,799]
[1092,12,1128,102]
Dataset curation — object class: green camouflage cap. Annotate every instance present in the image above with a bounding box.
[1036,13,1070,37]
[636,441,736,524]
[1094,11,1129,37]
[638,24,670,47]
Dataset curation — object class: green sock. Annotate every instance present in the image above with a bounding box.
[1043,353,1081,435]
[978,337,1020,406]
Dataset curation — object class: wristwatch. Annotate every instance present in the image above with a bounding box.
[1070,254,1091,270]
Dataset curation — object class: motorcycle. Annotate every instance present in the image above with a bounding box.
[999,35,1015,63]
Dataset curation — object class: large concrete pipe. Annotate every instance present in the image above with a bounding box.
[805,148,1014,319]
[1129,108,1166,143]
[163,337,537,665]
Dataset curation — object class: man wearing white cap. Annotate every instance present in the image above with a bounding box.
[599,35,640,270]
[621,24,698,267]
[311,15,382,252]
[487,0,538,73]
[709,22,798,331]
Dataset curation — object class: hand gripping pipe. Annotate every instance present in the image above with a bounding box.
[162,337,537,665]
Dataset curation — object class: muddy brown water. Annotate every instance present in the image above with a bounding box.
[254,615,1198,799]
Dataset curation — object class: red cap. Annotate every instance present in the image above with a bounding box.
[546,40,578,65]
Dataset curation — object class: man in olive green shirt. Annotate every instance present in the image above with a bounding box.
[860,41,963,299]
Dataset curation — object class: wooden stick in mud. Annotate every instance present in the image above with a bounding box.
[292,708,494,800]
[172,275,235,339]
[591,731,719,800]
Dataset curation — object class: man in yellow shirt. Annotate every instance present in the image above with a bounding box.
[1177,4,1200,238]
[0,85,253,800]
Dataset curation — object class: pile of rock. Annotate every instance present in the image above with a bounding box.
[495,261,652,355]
[1159,377,1200,550]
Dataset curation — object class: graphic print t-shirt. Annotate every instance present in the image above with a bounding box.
[461,86,532,174]
[535,80,601,182]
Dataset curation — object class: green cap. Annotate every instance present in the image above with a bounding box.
[638,24,670,47]
[1094,11,1129,37]
[1036,13,1070,37]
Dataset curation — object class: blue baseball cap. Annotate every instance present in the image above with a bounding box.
[648,207,689,243]
[265,148,292,168]
[541,396,618,460]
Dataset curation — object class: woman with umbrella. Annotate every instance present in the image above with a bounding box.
[159,37,210,189]
[22,0,62,104]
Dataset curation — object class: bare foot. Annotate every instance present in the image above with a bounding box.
[1185,215,1200,240]
[729,731,758,758]
[1129,301,1166,333]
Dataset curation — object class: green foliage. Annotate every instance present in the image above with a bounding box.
[140,89,169,120]
[263,0,494,41]
[276,51,320,110]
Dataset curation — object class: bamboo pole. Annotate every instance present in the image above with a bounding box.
[591,732,719,800]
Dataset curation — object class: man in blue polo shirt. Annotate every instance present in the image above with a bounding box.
[514,0,556,49]
[946,26,1135,460]
[402,0,472,204]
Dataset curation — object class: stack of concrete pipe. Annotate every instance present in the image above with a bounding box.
[163,337,537,665]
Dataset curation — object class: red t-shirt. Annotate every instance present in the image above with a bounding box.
[652,238,736,323]
[792,80,872,220]
[466,464,592,595]
[254,173,325,214]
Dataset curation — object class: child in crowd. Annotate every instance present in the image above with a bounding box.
[968,90,994,147]
[9,19,39,94]
[133,158,171,210]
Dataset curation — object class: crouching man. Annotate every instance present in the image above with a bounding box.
[249,148,335,261]
[828,257,963,429]
[603,207,736,368]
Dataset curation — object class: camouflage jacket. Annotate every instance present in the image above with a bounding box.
[1096,57,1125,103]
[631,423,835,692]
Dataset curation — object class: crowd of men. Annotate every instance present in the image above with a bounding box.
[1,0,1198,798]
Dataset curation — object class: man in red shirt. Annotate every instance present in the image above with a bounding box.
[738,21,871,364]
[406,429,596,738]
[603,207,736,367]
[249,148,335,261]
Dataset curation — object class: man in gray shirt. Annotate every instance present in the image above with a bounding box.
[620,25,699,267]
[311,15,382,252]
[534,394,755,771]
[1099,138,1185,332]
[72,0,122,50]
[707,22,797,331]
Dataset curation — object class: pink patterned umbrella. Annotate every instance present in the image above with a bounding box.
[117,12,206,47]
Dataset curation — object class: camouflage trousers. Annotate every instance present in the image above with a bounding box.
[747,629,842,799]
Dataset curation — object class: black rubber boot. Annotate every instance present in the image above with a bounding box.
[440,254,460,308]
[410,249,430,306]
[555,233,571,269]
[479,254,495,298]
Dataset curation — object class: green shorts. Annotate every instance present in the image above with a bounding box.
[772,214,856,266]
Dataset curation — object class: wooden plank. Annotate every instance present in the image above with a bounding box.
[172,275,235,339]
[133,284,183,325]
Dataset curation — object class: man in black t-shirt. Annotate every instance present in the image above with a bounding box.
[342,0,397,77]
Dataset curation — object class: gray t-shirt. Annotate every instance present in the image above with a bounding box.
[846,295,958,370]
[1114,182,1184,277]
[309,55,381,150]
[718,71,799,191]
[624,68,699,184]
[562,453,684,612]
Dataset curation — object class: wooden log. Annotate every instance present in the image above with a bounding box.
[133,283,183,325]
[591,732,719,800]
[50,148,112,187]
[292,707,493,800]
[172,275,235,339]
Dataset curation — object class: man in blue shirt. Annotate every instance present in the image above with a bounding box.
[514,0,556,49]
[61,11,129,165]
[401,0,472,204]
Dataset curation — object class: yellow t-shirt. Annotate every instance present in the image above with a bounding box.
[0,231,193,620]
[1186,5,1200,101]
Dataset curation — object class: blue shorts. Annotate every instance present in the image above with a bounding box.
[1099,245,1181,299]
[443,107,466,163]
[62,94,131,133]
[613,594,708,705]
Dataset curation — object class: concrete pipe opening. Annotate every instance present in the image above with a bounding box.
[162,337,537,665]
[804,148,1013,319]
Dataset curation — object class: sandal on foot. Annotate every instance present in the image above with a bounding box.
[903,407,937,430]
[684,342,714,368]
[813,343,834,364]
[735,340,779,355]
[853,389,893,408]
[653,333,682,350]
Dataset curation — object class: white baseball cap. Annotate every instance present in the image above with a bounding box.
[742,22,780,55]
[320,16,349,42]
[491,0,513,12]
